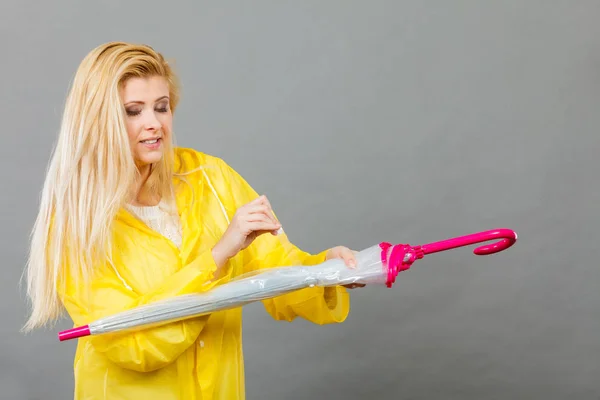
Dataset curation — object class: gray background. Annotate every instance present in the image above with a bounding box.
[2,1,599,399]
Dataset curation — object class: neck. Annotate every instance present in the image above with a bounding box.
[130,164,160,206]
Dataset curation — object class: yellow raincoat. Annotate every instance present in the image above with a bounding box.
[59,147,350,399]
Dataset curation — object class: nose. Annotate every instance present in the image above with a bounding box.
[143,111,162,131]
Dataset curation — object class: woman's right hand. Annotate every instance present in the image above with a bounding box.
[211,195,281,268]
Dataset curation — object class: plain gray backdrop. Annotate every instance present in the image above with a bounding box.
[2,1,599,399]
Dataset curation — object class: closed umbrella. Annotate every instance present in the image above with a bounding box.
[58,228,517,341]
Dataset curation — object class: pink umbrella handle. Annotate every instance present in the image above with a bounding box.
[380,228,517,288]
[419,228,517,256]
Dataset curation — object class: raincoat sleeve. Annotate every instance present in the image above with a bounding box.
[218,159,350,325]
[59,249,228,373]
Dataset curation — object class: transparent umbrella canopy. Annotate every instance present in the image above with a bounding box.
[58,228,517,342]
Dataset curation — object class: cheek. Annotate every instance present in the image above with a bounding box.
[126,120,141,144]
[159,113,173,134]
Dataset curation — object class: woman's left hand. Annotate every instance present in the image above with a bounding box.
[325,246,366,289]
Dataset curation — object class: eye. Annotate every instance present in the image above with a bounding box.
[155,103,169,113]
[126,109,141,117]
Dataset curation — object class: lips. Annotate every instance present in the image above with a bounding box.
[139,137,162,150]
[140,138,160,144]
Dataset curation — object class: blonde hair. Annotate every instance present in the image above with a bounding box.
[23,42,181,331]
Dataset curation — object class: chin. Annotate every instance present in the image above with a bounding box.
[133,138,170,167]
[144,155,164,165]
[136,152,164,167]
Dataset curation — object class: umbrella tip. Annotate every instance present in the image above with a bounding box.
[58,325,91,342]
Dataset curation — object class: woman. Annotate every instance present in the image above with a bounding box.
[23,41,361,399]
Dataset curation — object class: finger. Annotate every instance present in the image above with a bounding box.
[343,283,365,289]
[258,195,279,224]
[257,195,277,225]
[245,204,279,225]
[242,195,269,212]
[245,221,281,233]
[253,229,280,238]
[240,209,277,228]
[341,249,357,268]
[243,204,269,216]
[250,195,267,205]
[245,212,281,228]
[252,195,273,210]
[260,195,274,212]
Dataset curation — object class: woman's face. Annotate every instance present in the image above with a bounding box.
[120,76,173,171]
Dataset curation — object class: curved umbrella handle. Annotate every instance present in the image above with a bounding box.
[419,228,517,256]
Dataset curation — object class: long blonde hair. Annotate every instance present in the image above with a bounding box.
[23,42,181,331]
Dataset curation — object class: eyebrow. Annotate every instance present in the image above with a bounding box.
[124,95,169,106]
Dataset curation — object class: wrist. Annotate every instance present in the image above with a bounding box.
[211,241,234,269]
[325,248,333,260]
